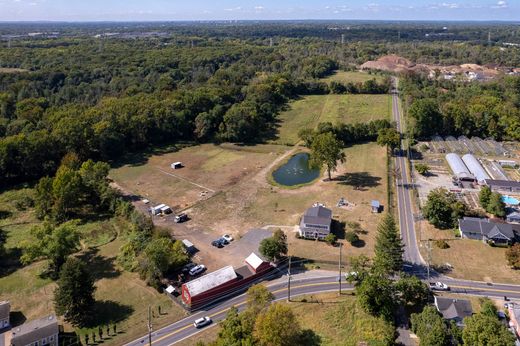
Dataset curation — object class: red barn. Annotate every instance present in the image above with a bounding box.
[245,252,271,273]
[181,266,238,308]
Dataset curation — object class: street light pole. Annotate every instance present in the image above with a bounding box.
[338,243,342,295]
[287,256,292,302]
[148,305,153,346]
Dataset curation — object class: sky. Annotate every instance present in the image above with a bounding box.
[0,0,518,22]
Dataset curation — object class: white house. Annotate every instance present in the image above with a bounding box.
[299,206,332,240]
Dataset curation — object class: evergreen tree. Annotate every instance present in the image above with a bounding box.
[54,257,96,327]
[374,214,404,273]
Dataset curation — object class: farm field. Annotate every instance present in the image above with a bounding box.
[273,94,391,145]
[322,70,385,84]
[419,221,520,284]
[0,188,187,346]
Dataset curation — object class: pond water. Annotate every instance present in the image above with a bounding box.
[272,152,320,187]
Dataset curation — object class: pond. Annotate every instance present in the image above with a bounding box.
[272,152,320,187]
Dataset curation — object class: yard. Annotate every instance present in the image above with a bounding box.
[419,220,520,284]
[273,94,391,145]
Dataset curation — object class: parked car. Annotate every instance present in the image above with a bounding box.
[175,213,188,223]
[189,264,206,276]
[218,237,229,245]
[211,239,224,248]
[429,282,450,291]
[193,316,212,328]
[222,234,234,242]
[182,263,197,274]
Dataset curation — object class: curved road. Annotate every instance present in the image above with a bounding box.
[126,82,520,346]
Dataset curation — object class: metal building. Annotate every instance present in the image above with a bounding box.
[462,154,490,184]
[445,153,474,181]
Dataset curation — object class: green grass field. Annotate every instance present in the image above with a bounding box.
[322,70,385,84]
[274,94,391,145]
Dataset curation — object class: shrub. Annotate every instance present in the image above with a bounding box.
[345,231,359,244]
[435,239,450,249]
[324,233,337,245]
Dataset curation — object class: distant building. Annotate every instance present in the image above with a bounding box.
[461,154,490,184]
[445,153,475,182]
[507,211,520,224]
[10,315,59,346]
[485,179,520,193]
[299,205,333,239]
[458,217,519,245]
[0,301,10,330]
[434,296,473,327]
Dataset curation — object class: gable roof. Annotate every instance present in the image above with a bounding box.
[11,315,58,346]
[184,266,237,297]
[459,217,516,241]
[435,297,473,321]
[371,200,380,208]
[302,206,332,226]
[245,253,265,270]
[485,179,520,188]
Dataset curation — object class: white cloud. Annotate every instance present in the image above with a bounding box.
[492,0,508,8]
[224,6,242,12]
[254,6,264,10]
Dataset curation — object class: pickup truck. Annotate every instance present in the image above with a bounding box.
[429,282,450,291]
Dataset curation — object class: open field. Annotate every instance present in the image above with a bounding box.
[322,70,385,84]
[273,94,391,145]
[419,220,520,284]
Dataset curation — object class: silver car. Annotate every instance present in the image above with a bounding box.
[193,316,211,328]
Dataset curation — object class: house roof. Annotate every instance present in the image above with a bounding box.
[11,315,58,346]
[485,179,520,188]
[0,301,10,321]
[245,253,265,270]
[184,266,237,297]
[435,297,473,321]
[302,206,332,226]
[459,217,516,241]
[371,200,380,207]
[507,212,520,221]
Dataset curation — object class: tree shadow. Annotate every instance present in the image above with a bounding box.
[331,220,346,239]
[109,143,183,169]
[85,300,134,328]
[351,239,366,248]
[0,248,23,278]
[335,172,381,189]
[78,248,121,280]
[299,329,322,346]
[0,210,12,220]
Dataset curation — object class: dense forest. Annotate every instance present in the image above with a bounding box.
[0,21,519,186]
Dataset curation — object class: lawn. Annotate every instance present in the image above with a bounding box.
[419,221,520,284]
[322,70,385,84]
[273,94,391,145]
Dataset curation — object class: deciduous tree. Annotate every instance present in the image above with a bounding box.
[506,244,520,269]
[254,303,301,346]
[410,306,450,346]
[463,313,516,346]
[309,132,346,181]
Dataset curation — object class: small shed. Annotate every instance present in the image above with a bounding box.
[151,204,166,215]
[371,200,381,213]
[171,162,183,169]
[160,205,172,215]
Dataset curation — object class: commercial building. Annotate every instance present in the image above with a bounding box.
[10,315,59,346]
[299,205,333,239]
[485,179,520,193]
[181,253,273,310]
[461,154,490,184]
[445,153,474,181]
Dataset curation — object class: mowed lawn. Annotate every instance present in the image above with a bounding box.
[322,70,385,84]
[274,94,391,145]
[420,221,520,284]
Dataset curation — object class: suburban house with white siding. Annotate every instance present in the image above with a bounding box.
[299,206,333,240]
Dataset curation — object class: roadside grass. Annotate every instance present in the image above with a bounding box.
[290,293,395,346]
[273,94,391,145]
[321,70,385,84]
[419,221,520,283]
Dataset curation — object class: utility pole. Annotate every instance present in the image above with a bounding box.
[338,243,342,295]
[287,256,292,302]
[148,305,153,346]
[341,34,345,44]
[426,239,432,281]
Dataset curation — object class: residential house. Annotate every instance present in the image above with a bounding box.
[458,217,519,245]
[0,301,9,330]
[10,315,59,346]
[434,296,473,327]
[508,304,520,337]
[299,205,332,240]
[371,200,381,213]
[484,179,520,193]
[507,211,520,224]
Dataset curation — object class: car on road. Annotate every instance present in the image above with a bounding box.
[175,213,188,223]
[344,272,358,281]
[222,234,234,242]
[193,316,212,328]
[189,264,206,276]
[429,282,450,291]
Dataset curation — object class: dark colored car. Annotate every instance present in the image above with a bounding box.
[175,213,188,223]
[211,239,225,248]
